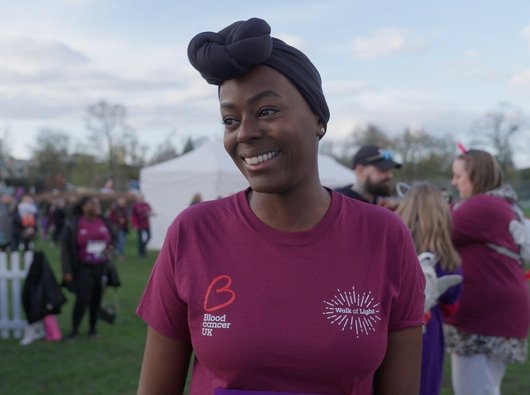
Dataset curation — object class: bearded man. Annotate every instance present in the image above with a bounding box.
[336,145,401,210]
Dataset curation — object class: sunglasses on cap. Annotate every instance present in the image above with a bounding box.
[364,150,394,163]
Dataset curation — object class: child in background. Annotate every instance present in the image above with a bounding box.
[397,182,463,395]
[17,194,38,251]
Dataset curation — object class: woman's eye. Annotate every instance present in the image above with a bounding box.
[222,117,238,127]
[258,107,278,117]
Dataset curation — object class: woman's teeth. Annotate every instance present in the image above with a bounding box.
[244,151,279,165]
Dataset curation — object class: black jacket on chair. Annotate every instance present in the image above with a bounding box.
[21,251,66,323]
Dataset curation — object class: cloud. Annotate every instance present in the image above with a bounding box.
[276,33,307,52]
[447,66,506,81]
[509,69,530,96]
[323,84,481,143]
[0,35,196,121]
[523,24,530,48]
[351,28,427,59]
[324,80,373,96]
[0,36,89,76]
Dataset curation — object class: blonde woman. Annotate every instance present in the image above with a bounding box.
[397,182,462,395]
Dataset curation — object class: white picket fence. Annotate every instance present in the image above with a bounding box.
[0,251,34,339]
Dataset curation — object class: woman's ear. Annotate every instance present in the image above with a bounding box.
[317,124,326,139]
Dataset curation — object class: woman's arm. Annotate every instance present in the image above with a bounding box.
[137,327,192,395]
[60,220,74,278]
[374,326,423,395]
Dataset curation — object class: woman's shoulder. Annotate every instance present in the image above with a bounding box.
[458,193,512,214]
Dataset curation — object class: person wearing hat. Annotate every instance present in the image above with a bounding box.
[336,144,402,209]
[136,18,425,395]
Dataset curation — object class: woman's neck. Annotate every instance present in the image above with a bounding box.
[248,184,331,232]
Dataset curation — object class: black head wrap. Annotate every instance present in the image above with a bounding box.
[187,17,330,129]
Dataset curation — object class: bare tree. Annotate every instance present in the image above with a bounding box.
[392,128,434,166]
[30,129,72,190]
[150,137,178,165]
[180,136,208,155]
[86,101,127,178]
[0,124,11,184]
[117,125,149,168]
[320,123,392,167]
[392,128,455,184]
[353,123,392,147]
[470,103,525,176]
[0,124,10,157]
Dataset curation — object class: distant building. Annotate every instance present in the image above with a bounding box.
[0,155,33,192]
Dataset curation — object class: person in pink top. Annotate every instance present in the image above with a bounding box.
[444,148,530,395]
[136,18,425,395]
[61,196,114,340]
[131,193,152,258]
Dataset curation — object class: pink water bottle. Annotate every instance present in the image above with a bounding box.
[43,314,62,341]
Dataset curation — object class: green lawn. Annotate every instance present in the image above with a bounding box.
[0,236,153,395]
[1,235,528,394]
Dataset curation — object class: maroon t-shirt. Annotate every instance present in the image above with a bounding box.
[137,190,425,394]
[132,202,151,230]
[446,194,530,338]
[76,217,111,264]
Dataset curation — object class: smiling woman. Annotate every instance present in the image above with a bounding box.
[136,17,426,395]
[220,66,323,201]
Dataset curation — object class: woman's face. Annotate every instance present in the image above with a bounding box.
[219,65,321,194]
[451,159,473,199]
[83,198,101,217]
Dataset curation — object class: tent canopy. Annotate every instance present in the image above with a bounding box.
[140,141,354,249]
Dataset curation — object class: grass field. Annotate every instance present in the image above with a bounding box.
[1,235,528,395]
[0,236,153,395]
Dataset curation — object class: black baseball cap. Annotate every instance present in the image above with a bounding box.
[352,145,401,170]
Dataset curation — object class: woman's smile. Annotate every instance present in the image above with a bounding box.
[242,150,281,166]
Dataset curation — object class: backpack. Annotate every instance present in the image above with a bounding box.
[510,213,530,263]
[486,205,530,265]
[22,213,36,228]
[21,213,36,239]
[418,252,462,313]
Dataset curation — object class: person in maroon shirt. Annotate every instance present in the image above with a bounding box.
[445,149,530,395]
[108,196,129,260]
[61,196,114,340]
[136,17,425,395]
[131,194,152,258]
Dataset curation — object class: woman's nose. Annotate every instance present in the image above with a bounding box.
[236,117,262,143]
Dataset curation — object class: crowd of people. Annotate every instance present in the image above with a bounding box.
[0,190,152,258]
[6,16,528,395]
[3,190,153,344]
[333,142,530,395]
[0,192,40,252]
[135,17,529,395]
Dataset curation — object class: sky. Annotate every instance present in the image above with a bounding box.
[1,0,529,167]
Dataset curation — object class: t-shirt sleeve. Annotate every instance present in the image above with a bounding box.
[136,221,191,342]
[388,226,426,332]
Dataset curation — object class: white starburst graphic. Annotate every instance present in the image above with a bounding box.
[323,286,381,338]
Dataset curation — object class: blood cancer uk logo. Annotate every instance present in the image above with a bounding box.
[323,286,381,339]
[201,275,235,337]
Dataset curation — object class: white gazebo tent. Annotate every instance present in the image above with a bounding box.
[140,141,354,250]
